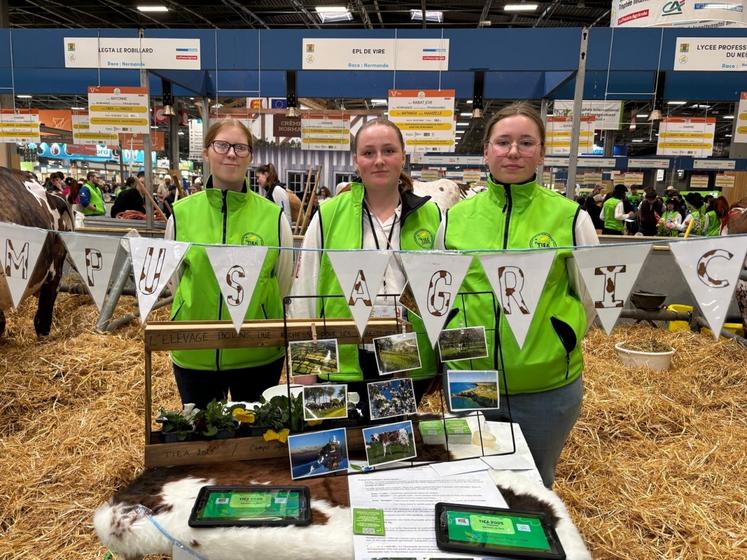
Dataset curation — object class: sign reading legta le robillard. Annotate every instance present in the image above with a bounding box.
[64,37,201,70]
[302,38,449,71]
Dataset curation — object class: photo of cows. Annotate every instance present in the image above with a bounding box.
[362,420,417,467]
[287,427,349,480]
[302,384,348,421]
[373,332,422,375]
[438,326,488,362]
[288,338,339,378]
[446,370,500,412]
[367,378,417,420]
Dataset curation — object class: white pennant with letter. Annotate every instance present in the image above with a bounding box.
[573,244,652,335]
[400,252,473,347]
[0,222,49,308]
[206,245,269,333]
[670,237,747,340]
[59,232,122,311]
[327,250,391,336]
[128,237,189,323]
[479,251,556,349]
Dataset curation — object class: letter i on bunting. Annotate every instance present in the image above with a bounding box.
[327,250,391,336]
[59,232,122,311]
[573,244,652,335]
[670,237,747,340]
[128,237,189,323]
[479,251,556,349]
[399,253,473,347]
[205,245,269,333]
[0,222,49,309]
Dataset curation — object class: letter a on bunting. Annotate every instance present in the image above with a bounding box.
[59,232,122,311]
[479,251,556,349]
[327,250,391,336]
[206,245,269,333]
[573,244,651,335]
[0,222,49,309]
[670,237,747,340]
[128,237,189,323]
[400,253,473,347]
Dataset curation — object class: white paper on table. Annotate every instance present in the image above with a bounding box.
[348,465,506,560]
[428,457,489,477]
[480,453,535,472]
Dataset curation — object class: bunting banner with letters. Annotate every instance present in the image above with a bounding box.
[59,232,123,312]
[0,222,49,309]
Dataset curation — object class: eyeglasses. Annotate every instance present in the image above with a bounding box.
[210,140,252,157]
[488,138,541,156]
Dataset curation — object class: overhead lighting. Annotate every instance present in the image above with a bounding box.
[636,114,649,118]
[667,101,687,105]
[459,112,472,117]
[479,19,492,27]
[16,94,32,99]
[137,5,169,12]
[178,131,185,136]
[726,133,733,137]
[456,122,468,127]
[504,3,539,12]
[150,126,159,129]
[70,106,86,111]
[465,100,473,104]
[370,99,387,106]
[632,139,645,143]
[315,6,353,22]
[410,9,443,22]
[723,115,735,119]
[692,104,711,109]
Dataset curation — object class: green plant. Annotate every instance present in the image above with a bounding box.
[155,408,194,440]
[252,393,305,432]
[195,400,237,438]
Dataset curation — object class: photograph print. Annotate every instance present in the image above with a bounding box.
[288,427,349,480]
[373,331,422,375]
[362,420,417,467]
[367,378,417,420]
[289,338,339,378]
[438,326,488,362]
[302,384,348,421]
[446,370,500,412]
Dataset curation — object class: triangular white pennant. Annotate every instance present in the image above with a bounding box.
[0,222,49,309]
[59,232,122,311]
[327,250,391,336]
[128,237,189,323]
[206,245,269,333]
[399,252,473,347]
[479,251,556,349]
[670,237,747,340]
[573,244,652,335]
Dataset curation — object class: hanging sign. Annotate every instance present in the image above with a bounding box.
[0,222,48,309]
[553,100,623,131]
[656,117,715,158]
[59,232,122,312]
[302,38,449,71]
[301,112,350,151]
[0,110,41,144]
[674,37,747,72]
[188,119,203,160]
[628,158,671,169]
[420,168,441,181]
[690,175,710,188]
[119,132,165,152]
[693,159,736,170]
[64,37,201,70]
[545,116,595,155]
[273,116,302,138]
[462,168,482,183]
[388,90,455,154]
[88,86,150,134]
[736,92,747,144]
[715,173,735,189]
[72,113,119,146]
[623,172,644,187]
[612,1,747,28]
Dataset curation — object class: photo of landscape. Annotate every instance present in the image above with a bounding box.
[289,338,339,378]
[438,326,488,362]
[446,370,500,411]
[303,384,348,420]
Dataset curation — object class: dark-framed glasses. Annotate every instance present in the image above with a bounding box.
[489,138,541,156]
[210,140,252,157]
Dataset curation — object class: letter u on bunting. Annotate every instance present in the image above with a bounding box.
[670,237,747,340]
[399,252,473,347]
[59,232,122,311]
[128,237,189,323]
[326,250,391,336]
[479,251,556,349]
[0,222,49,309]
[573,244,652,335]
[205,245,269,333]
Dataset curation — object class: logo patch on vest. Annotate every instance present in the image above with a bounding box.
[413,228,434,249]
[529,232,557,248]
[241,232,264,246]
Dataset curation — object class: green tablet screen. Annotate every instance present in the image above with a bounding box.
[445,509,552,553]
[197,489,303,521]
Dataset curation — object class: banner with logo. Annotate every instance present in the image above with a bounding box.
[657,117,715,158]
[72,113,119,146]
[0,223,48,308]
[388,90,455,153]
[59,232,123,312]
[674,37,747,72]
[0,110,41,144]
[302,38,449,71]
[545,116,595,155]
[553,100,623,131]
[612,1,747,28]
[88,86,150,134]
[64,37,201,70]
[301,112,350,151]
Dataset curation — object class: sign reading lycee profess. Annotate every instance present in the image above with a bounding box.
[302,39,449,71]
[64,38,201,70]
[674,38,747,72]
[88,86,150,135]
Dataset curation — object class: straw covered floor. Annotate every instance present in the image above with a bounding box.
[0,293,745,559]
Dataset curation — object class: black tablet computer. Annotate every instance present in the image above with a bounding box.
[435,502,566,560]
[188,485,311,528]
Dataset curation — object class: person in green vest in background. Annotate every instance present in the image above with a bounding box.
[79,171,106,216]
[602,184,633,235]
[657,197,682,236]
[437,102,599,488]
[164,118,294,408]
[703,195,729,237]
[681,192,707,236]
[290,118,441,413]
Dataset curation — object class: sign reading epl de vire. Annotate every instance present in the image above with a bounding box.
[302,38,449,71]
[64,38,201,70]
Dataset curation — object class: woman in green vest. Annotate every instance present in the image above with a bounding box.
[165,119,294,408]
[602,184,633,235]
[681,192,706,236]
[703,195,729,237]
[657,197,682,236]
[437,102,599,488]
[290,118,441,412]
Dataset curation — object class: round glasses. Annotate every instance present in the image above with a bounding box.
[210,140,252,157]
[489,139,541,156]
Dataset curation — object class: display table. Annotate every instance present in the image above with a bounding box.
[94,422,590,560]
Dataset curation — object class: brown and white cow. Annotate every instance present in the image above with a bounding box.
[368,427,410,458]
[0,167,73,337]
[728,198,747,330]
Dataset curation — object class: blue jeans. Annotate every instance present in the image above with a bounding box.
[485,376,584,488]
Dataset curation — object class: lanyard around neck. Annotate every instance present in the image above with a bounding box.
[363,202,398,250]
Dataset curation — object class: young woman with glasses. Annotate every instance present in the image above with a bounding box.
[164,118,294,408]
[437,102,599,488]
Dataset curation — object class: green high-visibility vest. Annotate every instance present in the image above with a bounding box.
[444,176,587,394]
[602,197,624,232]
[315,182,441,382]
[705,209,720,236]
[170,179,284,370]
[81,181,106,216]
